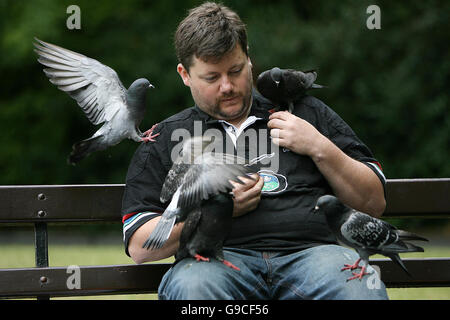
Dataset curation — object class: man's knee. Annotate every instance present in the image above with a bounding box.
[300,245,389,300]
[158,259,239,299]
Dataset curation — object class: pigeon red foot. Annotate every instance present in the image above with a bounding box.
[222,259,240,271]
[193,254,240,271]
[194,254,210,262]
[141,123,160,143]
[341,258,362,271]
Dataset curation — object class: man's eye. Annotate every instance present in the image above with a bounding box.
[230,68,242,75]
[204,75,218,82]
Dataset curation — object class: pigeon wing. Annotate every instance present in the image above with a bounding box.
[34,38,126,125]
[177,153,252,210]
[340,211,396,250]
[160,162,191,204]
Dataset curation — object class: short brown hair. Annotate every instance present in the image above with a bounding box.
[174,2,248,72]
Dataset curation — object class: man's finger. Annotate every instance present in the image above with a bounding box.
[267,118,285,129]
[269,110,290,121]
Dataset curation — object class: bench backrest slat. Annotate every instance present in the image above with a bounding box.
[0,184,124,222]
[0,179,449,222]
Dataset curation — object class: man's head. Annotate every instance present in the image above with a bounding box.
[175,2,248,72]
[175,2,253,126]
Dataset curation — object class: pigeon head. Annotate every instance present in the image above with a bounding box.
[270,67,282,87]
[179,136,215,164]
[128,78,154,96]
[314,195,346,217]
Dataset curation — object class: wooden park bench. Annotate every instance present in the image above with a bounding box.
[0,178,449,299]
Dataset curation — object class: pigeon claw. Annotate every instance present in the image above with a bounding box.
[141,123,160,143]
[194,254,210,262]
[346,265,370,282]
[341,258,362,271]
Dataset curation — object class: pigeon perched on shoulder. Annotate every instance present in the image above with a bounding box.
[142,136,255,270]
[33,38,159,165]
[315,195,428,281]
[256,67,325,113]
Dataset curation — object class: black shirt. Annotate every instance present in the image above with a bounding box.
[121,91,386,256]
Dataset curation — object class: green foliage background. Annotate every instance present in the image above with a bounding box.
[0,0,448,185]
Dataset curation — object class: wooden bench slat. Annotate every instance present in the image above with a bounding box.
[0,263,171,298]
[0,185,123,223]
[0,179,449,222]
[385,178,450,218]
[371,257,450,288]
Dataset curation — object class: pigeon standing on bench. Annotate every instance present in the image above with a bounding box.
[256,67,324,113]
[314,195,428,281]
[33,38,159,165]
[143,136,254,270]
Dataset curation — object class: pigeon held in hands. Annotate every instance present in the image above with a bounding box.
[256,67,325,113]
[142,136,256,271]
[33,38,160,165]
[315,195,428,281]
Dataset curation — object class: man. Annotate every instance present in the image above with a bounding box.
[121,2,388,299]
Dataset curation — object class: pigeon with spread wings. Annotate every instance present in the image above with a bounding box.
[143,136,255,270]
[33,38,159,164]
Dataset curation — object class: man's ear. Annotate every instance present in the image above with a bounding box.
[177,63,191,87]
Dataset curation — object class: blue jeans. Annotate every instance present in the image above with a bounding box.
[158,245,389,300]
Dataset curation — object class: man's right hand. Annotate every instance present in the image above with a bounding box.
[230,173,264,217]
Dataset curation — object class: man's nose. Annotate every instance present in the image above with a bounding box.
[219,76,233,93]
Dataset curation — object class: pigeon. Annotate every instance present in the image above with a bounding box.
[142,136,255,270]
[314,195,428,281]
[256,67,325,113]
[33,38,160,164]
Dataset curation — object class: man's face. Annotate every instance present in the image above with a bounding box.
[177,44,253,126]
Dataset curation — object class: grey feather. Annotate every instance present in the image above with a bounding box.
[33,38,158,164]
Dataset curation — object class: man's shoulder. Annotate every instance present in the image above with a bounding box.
[160,106,199,125]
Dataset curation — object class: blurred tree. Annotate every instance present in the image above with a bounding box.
[0,0,448,186]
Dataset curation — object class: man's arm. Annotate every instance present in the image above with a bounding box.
[268,111,386,217]
[128,218,184,264]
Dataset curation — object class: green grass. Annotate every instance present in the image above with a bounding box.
[1,241,449,300]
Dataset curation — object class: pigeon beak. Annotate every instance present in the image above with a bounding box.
[148,84,155,89]
[314,205,319,212]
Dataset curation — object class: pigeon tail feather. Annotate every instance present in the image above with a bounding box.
[387,253,412,277]
[68,135,104,165]
[397,230,429,242]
